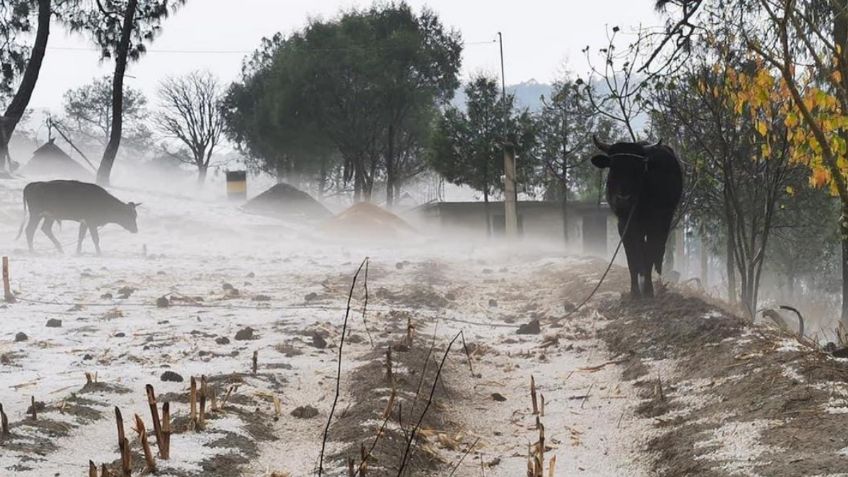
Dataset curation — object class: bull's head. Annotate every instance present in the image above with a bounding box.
[120,202,140,234]
[591,135,662,208]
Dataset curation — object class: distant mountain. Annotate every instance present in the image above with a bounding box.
[449,78,650,136]
[451,79,553,113]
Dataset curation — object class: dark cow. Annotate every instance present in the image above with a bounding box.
[591,136,683,298]
[16,180,139,255]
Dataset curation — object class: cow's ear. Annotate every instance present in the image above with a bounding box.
[591,154,611,169]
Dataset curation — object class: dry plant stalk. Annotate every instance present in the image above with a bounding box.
[348,458,355,477]
[548,455,557,477]
[199,375,208,429]
[252,350,258,375]
[540,393,545,417]
[85,372,94,385]
[273,395,282,420]
[359,443,368,476]
[30,396,37,420]
[0,403,8,436]
[220,385,236,410]
[89,460,97,477]
[530,376,539,415]
[2,256,15,303]
[537,422,545,475]
[145,385,164,456]
[319,257,369,477]
[381,388,397,420]
[133,414,156,473]
[189,377,198,430]
[161,402,171,459]
[115,407,132,477]
[385,348,393,384]
[101,463,111,477]
[406,316,414,346]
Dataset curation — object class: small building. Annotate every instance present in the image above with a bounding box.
[19,139,92,181]
[410,200,616,255]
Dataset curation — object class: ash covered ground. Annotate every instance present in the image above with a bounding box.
[0,178,846,476]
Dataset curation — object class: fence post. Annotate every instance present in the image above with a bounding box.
[3,257,14,303]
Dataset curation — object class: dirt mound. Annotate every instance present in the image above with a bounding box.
[319,202,416,240]
[19,139,92,181]
[598,290,848,476]
[242,182,331,220]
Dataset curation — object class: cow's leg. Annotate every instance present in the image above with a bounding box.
[641,236,655,298]
[25,215,40,252]
[643,214,673,298]
[77,223,88,254]
[619,219,643,298]
[41,218,63,254]
[89,226,101,256]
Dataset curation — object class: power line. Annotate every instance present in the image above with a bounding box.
[46,40,497,56]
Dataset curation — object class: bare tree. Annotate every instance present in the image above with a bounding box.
[156,70,224,184]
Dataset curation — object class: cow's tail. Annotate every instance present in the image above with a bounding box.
[15,189,28,241]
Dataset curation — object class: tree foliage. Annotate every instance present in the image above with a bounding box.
[427,76,538,207]
[223,2,461,201]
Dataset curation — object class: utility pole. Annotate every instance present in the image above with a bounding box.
[498,32,518,239]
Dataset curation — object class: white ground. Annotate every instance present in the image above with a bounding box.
[0,176,653,476]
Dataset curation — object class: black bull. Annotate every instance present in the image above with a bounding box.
[591,136,683,298]
[16,180,139,255]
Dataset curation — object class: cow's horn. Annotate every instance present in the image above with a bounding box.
[592,134,611,152]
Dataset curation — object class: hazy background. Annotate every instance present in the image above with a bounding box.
[29,0,662,111]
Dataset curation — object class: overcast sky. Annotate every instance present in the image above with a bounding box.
[29,0,663,111]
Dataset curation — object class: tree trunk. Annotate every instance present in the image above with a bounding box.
[561,166,569,243]
[318,160,327,199]
[386,124,395,207]
[700,234,708,288]
[97,0,139,186]
[841,201,848,324]
[483,188,491,238]
[0,0,51,172]
[197,164,208,184]
[726,224,737,304]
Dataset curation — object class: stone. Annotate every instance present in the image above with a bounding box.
[517,319,541,335]
[14,332,27,342]
[46,318,62,328]
[215,336,230,345]
[160,371,184,382]
[235,327,255,341]
[491,392,507,402]
[309,333,327,349]
[291,405,319,419]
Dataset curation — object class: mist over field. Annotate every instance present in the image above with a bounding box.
[2,1,848,476]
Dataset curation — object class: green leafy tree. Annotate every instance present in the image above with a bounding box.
[428,76,538,234]
[223,34,336,191]
[224,3,461,202]
[537,77,618,240]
